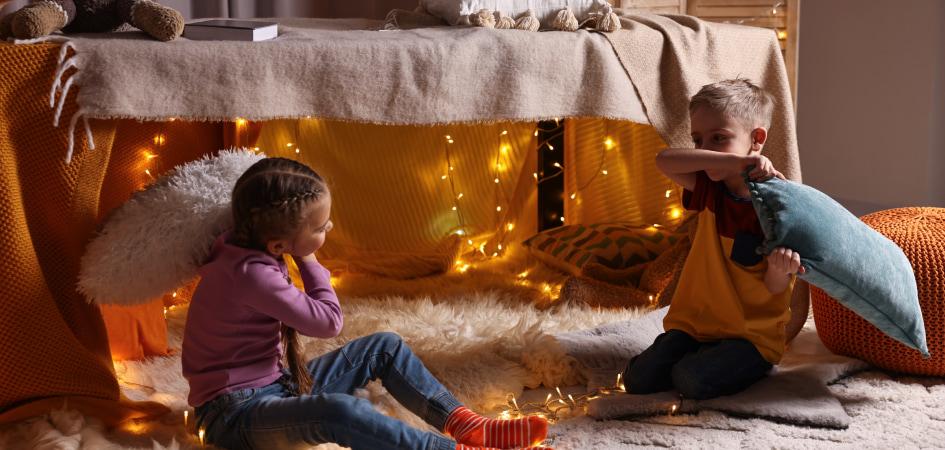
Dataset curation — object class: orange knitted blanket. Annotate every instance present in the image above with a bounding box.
[0,42,217,425]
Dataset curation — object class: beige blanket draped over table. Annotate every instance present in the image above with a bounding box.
[1,12,800,425]
[55,14,798,182]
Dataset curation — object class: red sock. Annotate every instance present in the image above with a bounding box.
[445,406,549,449]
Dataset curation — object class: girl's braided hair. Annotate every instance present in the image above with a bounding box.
[230,157,328,395]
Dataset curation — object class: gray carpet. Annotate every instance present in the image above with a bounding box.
[555,307,870,428]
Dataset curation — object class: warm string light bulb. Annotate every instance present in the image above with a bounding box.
[501,372,627,423]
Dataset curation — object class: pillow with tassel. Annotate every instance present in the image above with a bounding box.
[419,0,622,32]
[746,175,929,358]
[78,149,265,305]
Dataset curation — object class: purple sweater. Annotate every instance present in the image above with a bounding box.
[182,232,343,407]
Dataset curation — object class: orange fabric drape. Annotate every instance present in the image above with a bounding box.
[0,42,243,425]
[96,118,228,361]
[0,42,164,425]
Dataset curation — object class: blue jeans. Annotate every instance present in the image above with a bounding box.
[623,329,772,400]
[195,332,462,450]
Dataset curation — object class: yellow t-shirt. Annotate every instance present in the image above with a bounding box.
[664,172,794,363]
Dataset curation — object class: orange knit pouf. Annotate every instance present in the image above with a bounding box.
[811,207,945,375]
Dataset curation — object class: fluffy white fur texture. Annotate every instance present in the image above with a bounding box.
[78,149,265,305]
[1,288,944,449]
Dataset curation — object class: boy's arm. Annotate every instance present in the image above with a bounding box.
[765,247,810,343]
[764,247,805,294]
[784,279,811,343]
[655,149,784,190]
[655,148,751,190]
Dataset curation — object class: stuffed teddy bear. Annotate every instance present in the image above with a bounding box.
[0,0,184,41]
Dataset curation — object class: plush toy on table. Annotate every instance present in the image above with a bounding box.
[0,0,184,41]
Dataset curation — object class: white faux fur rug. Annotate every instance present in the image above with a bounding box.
[2,284,944,449]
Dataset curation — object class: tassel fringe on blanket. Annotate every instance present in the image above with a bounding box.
[385,2,622,33]
[465,5,621,33]
[13,34,93,163]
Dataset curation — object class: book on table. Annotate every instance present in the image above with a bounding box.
[183,19,279,41]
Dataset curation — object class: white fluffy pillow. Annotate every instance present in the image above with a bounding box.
[420,0,621,31]
[78,149,265,305]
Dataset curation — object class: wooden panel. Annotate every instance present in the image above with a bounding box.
[613,0,687,14]
[693,0,785,7]
[687,0,799,107]
[688,5,786,18]
[701,16,785,27]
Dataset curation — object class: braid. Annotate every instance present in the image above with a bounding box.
[230,157,327,396]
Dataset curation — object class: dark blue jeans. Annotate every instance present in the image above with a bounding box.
[623,329,772,400]
[195,332,461,450]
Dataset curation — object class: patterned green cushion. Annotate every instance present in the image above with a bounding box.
[523,223,682,276]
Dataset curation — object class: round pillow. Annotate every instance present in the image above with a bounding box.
[78,149,265,305]
[811,207,945,375]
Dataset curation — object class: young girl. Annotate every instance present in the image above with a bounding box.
[182,157,552,450]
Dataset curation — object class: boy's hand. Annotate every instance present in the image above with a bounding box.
[743,154,785,181]
[767,247,805,275]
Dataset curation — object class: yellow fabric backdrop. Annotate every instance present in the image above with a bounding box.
[256,119,541,277]
[564,119,684,228]
[256,119,678,277]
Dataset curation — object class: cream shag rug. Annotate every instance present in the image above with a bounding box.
[2,277,944,449]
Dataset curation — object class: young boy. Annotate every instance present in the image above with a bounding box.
[624,79,806,400]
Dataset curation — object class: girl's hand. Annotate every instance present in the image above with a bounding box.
[767,247,805,275]
[744,154,785,181]
[296,253,317,263]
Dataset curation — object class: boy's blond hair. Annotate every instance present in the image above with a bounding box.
[689,79,774,129]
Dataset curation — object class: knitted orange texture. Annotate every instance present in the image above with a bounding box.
[811,207,945,375]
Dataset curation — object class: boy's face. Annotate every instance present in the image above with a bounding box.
[689,106,758,156]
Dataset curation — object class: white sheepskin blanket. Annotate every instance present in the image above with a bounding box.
[78,149,264,305]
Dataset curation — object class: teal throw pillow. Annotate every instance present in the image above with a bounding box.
[746,176,928,357]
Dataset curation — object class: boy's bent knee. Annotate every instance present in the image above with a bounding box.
[670,361,717,400]
[624,356,673,394]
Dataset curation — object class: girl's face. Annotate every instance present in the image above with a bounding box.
[272,194,333,258]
